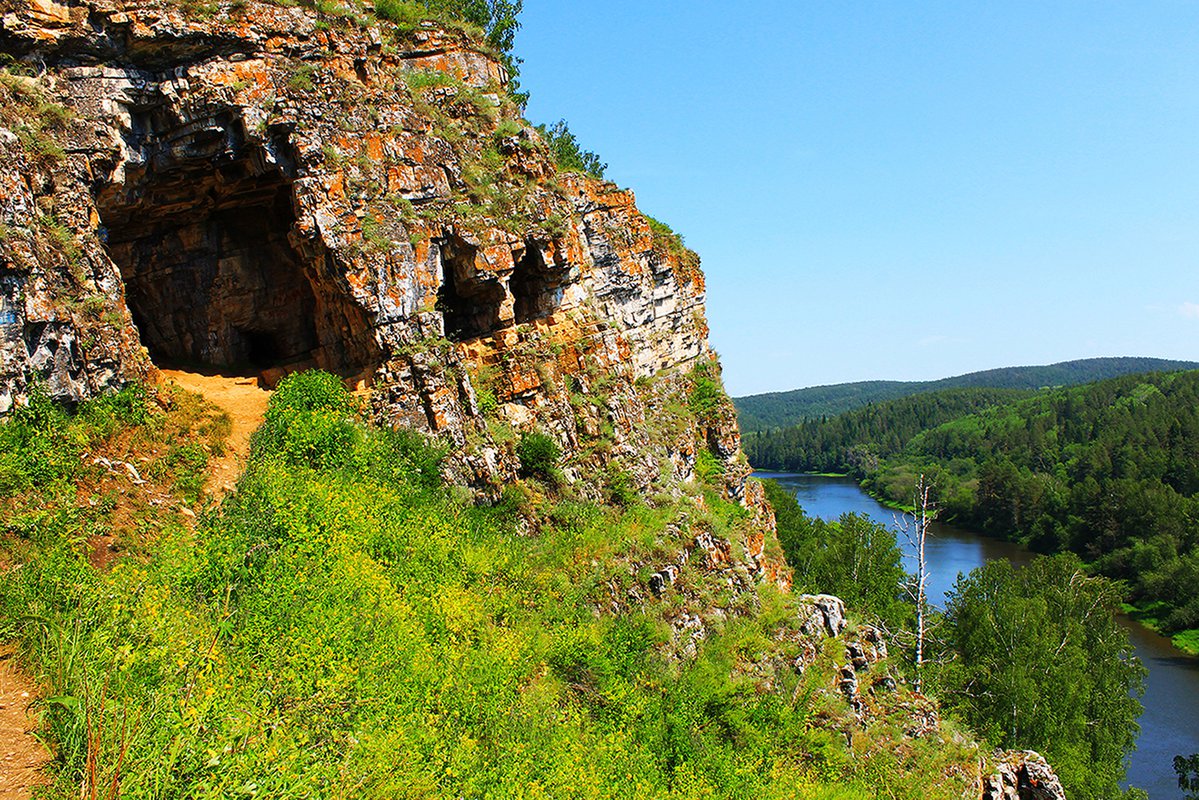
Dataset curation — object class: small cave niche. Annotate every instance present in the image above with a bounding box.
[436,237,506,342]
[511,241,567,325]
[96,110,378,381]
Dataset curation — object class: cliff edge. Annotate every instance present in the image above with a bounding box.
[0,1,1066,796]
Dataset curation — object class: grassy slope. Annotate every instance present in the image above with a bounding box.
[734,357,1199,432]
[0,374,978,799]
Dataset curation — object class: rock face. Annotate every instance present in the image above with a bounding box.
[798,593,847,637]
[983,751,1068,800]
[0,0,785,583]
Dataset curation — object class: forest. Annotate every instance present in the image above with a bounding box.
[745,388,1032,473]
[734,356,1199,433]
[748,370,1199,650]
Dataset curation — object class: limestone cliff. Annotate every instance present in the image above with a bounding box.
[0,2,1066,796]
[0,0,768,521]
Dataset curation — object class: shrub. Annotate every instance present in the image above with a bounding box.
[516,430,560,482]
[252,370,358,470]
[374,0,423,24]
[695,448,724,483]
[286,63,318,92]
[688,361,726,421]
[536,119,606,179]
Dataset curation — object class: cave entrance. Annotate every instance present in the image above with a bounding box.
[511,241,564,325]
[96,112,378,383]
[436,237,505,342]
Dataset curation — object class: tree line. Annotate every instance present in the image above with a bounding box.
[747,387,1031,473]
[734,356,1199,433]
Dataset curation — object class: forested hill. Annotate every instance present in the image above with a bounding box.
[734,357,1199,432]
[848,370,1199,647]
[745,387,1034,473]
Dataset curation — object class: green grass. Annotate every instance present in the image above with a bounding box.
[1172,629,1199,656]
[1123,601,1199,656]
[0,373,980,798]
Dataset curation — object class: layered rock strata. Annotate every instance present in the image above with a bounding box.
[0,0,773,551]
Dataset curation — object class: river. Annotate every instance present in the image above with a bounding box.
[756,471,1199,799]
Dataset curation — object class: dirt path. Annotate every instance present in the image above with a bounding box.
[0,648,49,800]
[0,370,270,798]
[160,369,271,497]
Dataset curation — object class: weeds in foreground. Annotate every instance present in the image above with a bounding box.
[1,373,975,798]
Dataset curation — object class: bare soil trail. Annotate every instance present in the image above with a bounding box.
[0,648,49,800]
[159,369,271,497]
[1,376,270,799]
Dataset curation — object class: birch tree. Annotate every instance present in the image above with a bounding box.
[895,474,935,692]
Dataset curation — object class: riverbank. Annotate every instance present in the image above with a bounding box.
[1122,602,1199,657]
[767,471,1199,657]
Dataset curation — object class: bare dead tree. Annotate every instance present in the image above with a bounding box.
[895,474,935,693]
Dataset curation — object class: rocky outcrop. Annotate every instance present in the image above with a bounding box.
[0,0,744,487]
[798,593,847,637]
[0,0,785,634]
[983,751,1067,800]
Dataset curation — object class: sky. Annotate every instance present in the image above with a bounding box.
[514,1,1199,396]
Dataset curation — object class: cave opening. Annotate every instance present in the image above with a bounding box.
[511,241,565,325]
[436,237,505,342]
[96,112,378,382]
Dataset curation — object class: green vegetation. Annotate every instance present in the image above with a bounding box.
[751,369,1199,651]
[861,371,1199,643]
[516,429,561,482]
[733,357,1199,433]
[764,480,908,629]
[286,62,318,91]
[941,555,1144,800]
[686,359,726,422]
[536,119,607,179]
[645,215,700,278]
[1176,754,1199,800]
[765,479,1144,799]
[1,374,987,799]
[0,69,72,166]
[746,387,1032,473]
[0,385,145,495]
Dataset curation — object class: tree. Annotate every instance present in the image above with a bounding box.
[1176,754,1199,800]
[536,120,607,179]
[896,474,934,692]
[942,554,1145,800]
[763,480,908,629]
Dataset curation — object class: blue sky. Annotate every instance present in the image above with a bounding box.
[515,2,1199,396]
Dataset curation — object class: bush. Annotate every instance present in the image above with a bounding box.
[688,361,726,421]
[536,119,606,179]
[252,371,358,471]
[0,384,148,495]
[374,0,424,25]
[695,448,724,483]
[516,430,560,482]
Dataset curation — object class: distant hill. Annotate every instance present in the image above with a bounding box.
[733,357,1199,432]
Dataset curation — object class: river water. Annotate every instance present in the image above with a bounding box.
[756,471,1199,798]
